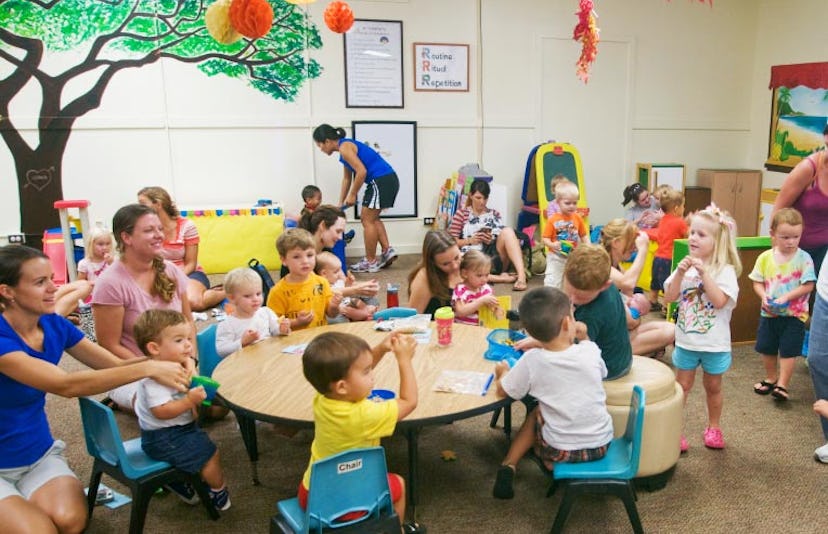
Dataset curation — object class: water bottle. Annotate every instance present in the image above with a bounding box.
[386,283,400,308]
[434,307,454,346]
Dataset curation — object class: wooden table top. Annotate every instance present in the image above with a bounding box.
[212,321,504,428]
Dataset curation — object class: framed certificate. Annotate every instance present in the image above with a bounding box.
[344,20,404,108]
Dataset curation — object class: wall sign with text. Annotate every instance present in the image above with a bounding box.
[413,43,469,92]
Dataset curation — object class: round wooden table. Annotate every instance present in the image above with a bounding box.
[213,321,508,514]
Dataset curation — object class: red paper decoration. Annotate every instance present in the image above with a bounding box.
[324,1,354,34]
[229,0,274,40]
[573,0,599,83]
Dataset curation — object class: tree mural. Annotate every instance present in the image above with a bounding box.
[0,0,321,242]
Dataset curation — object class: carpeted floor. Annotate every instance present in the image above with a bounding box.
[49,255,827,533]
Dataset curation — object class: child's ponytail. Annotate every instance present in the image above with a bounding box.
[696,204,742,276]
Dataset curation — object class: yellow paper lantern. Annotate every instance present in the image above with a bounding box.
[205,0,242,44]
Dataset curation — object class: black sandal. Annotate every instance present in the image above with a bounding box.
[101,396,119,410]
[771,385,789,401]
[753,380,776,395]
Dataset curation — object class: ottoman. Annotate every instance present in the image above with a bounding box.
[603,356,682,490]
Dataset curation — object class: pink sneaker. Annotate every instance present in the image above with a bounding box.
[679,435,689,453]
[703,427,725,449]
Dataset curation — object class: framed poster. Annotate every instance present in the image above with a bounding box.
[344,20,403,108]
[413,43,469,92]
[766,62,828,172]
[351,121,417,219]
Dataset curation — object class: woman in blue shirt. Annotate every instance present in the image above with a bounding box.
[313,124,400,274]
[0,245,189,533]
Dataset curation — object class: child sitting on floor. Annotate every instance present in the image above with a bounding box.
[314,251,378,322]
[492,287,613,499]
[133,309,231,511]
[215,267,290,358]
[299,331,425,533]
[452,250,502,326]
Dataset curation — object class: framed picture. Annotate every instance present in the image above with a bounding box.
[351,121,417,219]
[344,20,404,108]
[413,43,469,92]
[766,62,828,172]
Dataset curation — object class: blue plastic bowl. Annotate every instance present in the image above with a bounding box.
[368,389,395,402]
[484,329,527,361]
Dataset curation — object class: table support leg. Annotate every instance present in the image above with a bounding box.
[404,427,420,520]
[504,403,512,438]
[236,412,260,485]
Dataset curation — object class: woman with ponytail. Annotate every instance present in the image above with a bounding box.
[92,204,191,412]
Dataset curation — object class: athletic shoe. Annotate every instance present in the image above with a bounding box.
[209,486,231,511]
[402,520,427,533]
[814,442,828,463]
[703,427,725,449]
[492,465,515,499]
[164,481,199,505]
[351,258,380,273]
[343,229,355,244]
[679,435,689,453]
[379,246,398,268]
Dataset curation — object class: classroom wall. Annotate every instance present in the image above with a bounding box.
[0,0,808,261]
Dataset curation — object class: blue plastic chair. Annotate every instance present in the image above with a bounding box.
[196,323,221,378]
[372,307,417,321]
[274,447,397,533]
[78,397,219,533]
[549,385,646,534]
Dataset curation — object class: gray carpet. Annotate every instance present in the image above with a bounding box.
[49,255,827,533]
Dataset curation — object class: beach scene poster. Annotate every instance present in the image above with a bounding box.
[766,85,828,171]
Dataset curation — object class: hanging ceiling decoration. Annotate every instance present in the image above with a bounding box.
[205,0,243,44]
[228,0,274,40]
[573,0,599,83]
[324,1,355,33]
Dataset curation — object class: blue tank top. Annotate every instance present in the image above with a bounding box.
[338,138,394,183]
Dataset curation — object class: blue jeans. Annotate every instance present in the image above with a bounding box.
[808,293,828,439]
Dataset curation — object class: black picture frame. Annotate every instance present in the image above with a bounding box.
[343,19,404,108]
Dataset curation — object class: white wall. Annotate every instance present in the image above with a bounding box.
[0,0,806,258]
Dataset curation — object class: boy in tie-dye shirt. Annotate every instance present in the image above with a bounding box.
[749,208,816,401]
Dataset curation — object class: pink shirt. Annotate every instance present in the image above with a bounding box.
[452,283,494,326]
[77,258,109,284]
[793,152,828,249]
[160,218,200,268]
[91,259,189,357]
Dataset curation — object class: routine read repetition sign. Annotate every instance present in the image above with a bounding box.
[413,43,469,92]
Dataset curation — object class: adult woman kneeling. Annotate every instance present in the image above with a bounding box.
[92,204,192,412]
[0,245,188,534]
[599,218,675,357]
[408,230,463,317]
[448,179,528,291]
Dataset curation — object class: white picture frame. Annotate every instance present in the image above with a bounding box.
[413,43,469,92]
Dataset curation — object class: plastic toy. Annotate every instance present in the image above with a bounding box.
[190,375,220,406]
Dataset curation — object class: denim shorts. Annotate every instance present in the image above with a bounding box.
[0,440,76,500]
[141,422,216,474]
[672,346,731,374]
[650,257,673,292]
[188,270,211,289]
[755,316,805,358]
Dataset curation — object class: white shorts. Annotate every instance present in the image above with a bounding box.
[544,254,566,289]
[0,440,77,501]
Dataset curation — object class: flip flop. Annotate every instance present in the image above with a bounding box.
[753,380,776,395]
[513,279,528,292]
[771,385,789,401]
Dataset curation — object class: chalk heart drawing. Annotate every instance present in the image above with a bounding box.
[25,167,55,191]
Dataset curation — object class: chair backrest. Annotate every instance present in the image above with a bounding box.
[306,447,394,531]
[372,307,417,321]
[78,397,129,471]
[623,385,646,478]
[197,324,221,378]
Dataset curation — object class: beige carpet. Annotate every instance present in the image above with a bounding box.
[49,255,827,533]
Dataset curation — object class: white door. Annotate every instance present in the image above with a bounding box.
[539,38,632,226]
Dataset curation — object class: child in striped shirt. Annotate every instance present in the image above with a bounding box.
[452,250,502,326]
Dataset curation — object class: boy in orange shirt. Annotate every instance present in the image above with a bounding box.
[542,181,589,289]
[645,188,688,310]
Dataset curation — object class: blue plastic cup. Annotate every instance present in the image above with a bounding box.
[190,376,220,406]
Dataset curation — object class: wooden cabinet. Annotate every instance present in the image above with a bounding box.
[683,186,711,215]
[696,169,762,237]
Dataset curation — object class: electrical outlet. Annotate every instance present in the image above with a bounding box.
[7,234,25,244]
[423,217,435,226]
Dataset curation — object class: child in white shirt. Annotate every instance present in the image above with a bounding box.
[215,267,290,358]
[315,251,378,322]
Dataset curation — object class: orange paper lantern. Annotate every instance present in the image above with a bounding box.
[324,1,354,34]
[229,0,274,40]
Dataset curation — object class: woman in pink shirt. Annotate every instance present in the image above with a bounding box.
[137,186,225,311]
[91,204,192,412]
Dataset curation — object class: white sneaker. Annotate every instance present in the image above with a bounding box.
[814,442,828,463]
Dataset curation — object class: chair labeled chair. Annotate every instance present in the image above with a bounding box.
[372,307,417,322]
[549,385,646,534]
[78,397,219,534]
[272,447,399,534]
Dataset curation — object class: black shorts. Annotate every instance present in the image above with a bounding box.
[141,422,217,474]
[188,270,210,289]
[362,173,400,210]
[755,316,806,358]
[650,257,672,292]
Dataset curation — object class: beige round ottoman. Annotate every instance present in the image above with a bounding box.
[603,355,682,490]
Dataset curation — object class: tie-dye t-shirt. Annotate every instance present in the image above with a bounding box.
[748,248,816,322]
